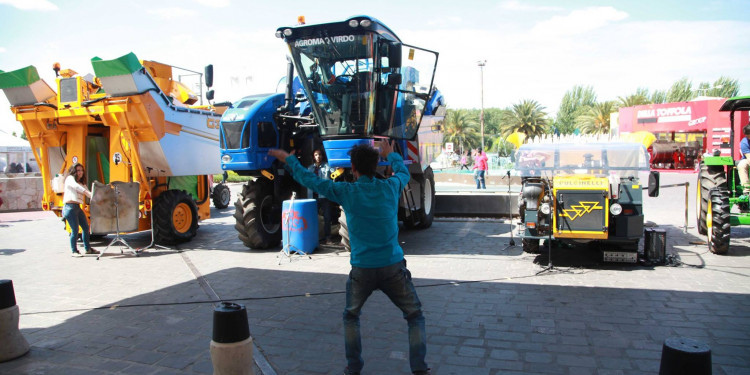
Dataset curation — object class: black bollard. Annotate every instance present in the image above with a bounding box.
[659,336,712,375]
[0,279,30,362]
[210,301,253,375]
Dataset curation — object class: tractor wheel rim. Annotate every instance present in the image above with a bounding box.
[706,198,713,246]
[424,179,433,214]
[260,195,280,233]
[173,202,192,233]
[696,183,701,219]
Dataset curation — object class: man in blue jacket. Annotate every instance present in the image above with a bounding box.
[269,140,430,375]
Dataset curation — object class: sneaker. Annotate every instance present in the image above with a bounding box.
[71,251,83,257]
[85,249,100,255]
[413,369,432,375]
[343,367,360,375]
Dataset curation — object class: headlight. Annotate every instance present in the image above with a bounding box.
[610,203,622,216]
[348,19,360,27]
[221,154,231,163]
[283,29,293,36]
[540,203,551,215]
[360,19,372,27]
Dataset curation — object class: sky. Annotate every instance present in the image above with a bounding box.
[1,0,749,135]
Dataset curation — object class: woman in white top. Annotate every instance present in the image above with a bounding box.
[62,163,99,256]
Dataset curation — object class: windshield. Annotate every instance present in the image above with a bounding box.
[287,33,438,140]
[290,33,376,137]
[515,142,650,178]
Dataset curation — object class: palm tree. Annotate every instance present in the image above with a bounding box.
[650,89,667,104]
[696,76,740,98]
[555,85,597,134]
[576,101,618,135]
[500,99,549,138]
[617,87,651,107]
[442,109,480,152]
[666,77,693,102]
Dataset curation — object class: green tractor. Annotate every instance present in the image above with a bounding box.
[696,96,750,254]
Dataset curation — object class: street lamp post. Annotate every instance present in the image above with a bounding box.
[478,60,486,151]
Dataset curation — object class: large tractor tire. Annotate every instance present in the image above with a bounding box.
[234,179,281,249]
[338,207,350,252]
[697,162,726,235]
[522,238,540,254]
[402,167,437,230]
[154,190,199,245]
[415,167,436,229]
[707,189,730,255]
[212,182,231,209]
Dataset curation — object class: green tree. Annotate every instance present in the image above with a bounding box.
[617,87,651,107]
[462,108,504,149]
[666,77,693,102]
[576,101,618,135]
[442,109,480,153]
[696,76,740,98]
[500,99,549,138]
[555,85,597,135]
[490,137,515,157]
[650,89,667,104]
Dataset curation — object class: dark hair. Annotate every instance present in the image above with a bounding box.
[349,144,379,177]
[478,148,483,153]
[744,124,750,136]
[68,163,85,184]
[313,148,326,160]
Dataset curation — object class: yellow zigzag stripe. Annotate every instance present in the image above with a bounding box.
[561,201,603,221]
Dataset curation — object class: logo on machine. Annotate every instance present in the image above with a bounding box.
[294,35,356,47]
[281,210,308,231]
[560,201,603,221]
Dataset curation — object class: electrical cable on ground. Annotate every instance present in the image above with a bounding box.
[19,252,720,317]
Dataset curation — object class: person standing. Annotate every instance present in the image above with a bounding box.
[738,124,750,196]
[472,148,488,189]
[459,150,470,171]
[268,140,430,375]
[62,163,99,257]
[308,148,334,243]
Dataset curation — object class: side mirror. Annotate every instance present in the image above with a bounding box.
[387,73,402,87]
[389,44,402,68]
[206,89,214,101]
[648,171,660,197]
[205,64,214,88]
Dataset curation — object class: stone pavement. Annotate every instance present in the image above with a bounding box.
[0,173,749,375]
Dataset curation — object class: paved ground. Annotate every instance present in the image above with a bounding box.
[0,173,749,375]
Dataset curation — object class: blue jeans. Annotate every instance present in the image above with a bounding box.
[62,203,90,253]
[343,260,428,372]
[474,170,486,189]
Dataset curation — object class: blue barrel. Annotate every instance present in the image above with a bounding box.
[282,199,318,254]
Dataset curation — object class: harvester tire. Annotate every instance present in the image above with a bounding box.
[234,179,280,249]
[522,238,540,254]
[154,190,199,245]
[697,162,726,235]
[415,167,436,229]
[338,207,350,252]
[708,189,730,255]
[212,182,231,209]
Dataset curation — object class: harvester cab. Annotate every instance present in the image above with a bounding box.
[697,95,750,254]
[277,16,439,144]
